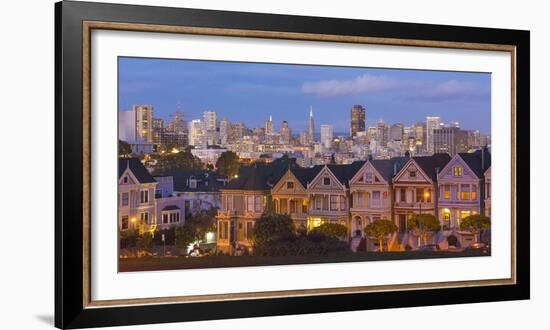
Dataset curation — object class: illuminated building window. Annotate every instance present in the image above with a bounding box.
[453,166,463,177]
[121,216,129,230]
[444,185,451,200]
[460,184,470,200]
[140,212,149,225]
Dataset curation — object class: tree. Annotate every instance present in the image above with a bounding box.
[252,213,295,247]
[407,214,441,247]
[215,151,240,178]
[152,151,203,176]
[175,208,218,249]
[312,223,348,240]
[364,219,397,252]
[460,214,490,243]
[118,140,132,156]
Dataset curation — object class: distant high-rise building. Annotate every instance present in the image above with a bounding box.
[308,107,315,143]
[377,120,389,147]
[426,116,441,154]
[118,111,136,142]
[320,124,333,149]
[188,119,205,146]
[350,105,366,137]
[449,121,460,128]
[152,118,164,145]
[134,104,154,143]
[229,122,250,143]
[203,111,218,145]
[433,127,469,155]
[389,123,404,142]
[219,118,230,145]
[280,121,292,145]
[265,115,274,135]
[252,127,266,144]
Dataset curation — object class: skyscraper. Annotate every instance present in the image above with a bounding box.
[265,115,274,135]
[320,124,333,149]
[188,119,205,146]
[308,106,315,143]
[433,126,469,155]
[203,111,218,145]
[389,123,404,142]
[134,104,154,143]
[350,105,366,137]
[426,116,441,154]
[280,120,292,145]
[219,118,230,146]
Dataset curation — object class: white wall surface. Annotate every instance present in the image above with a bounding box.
[1,0,545,329]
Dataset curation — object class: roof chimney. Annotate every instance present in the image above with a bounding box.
[405,150,411,158]
[393,162,398,175]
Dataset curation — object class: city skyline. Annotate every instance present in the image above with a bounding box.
[119,57,491,135]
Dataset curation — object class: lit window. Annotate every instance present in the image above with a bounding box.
[140,212,149,225]
[121,216,129,230]
[460,184,470,200]
[444,185,451,200]
[453,166,463,177]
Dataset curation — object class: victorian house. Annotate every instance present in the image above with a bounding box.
[306,162,364,232]
[349,158,407,237]
[216,157,290,254]
[271,165,323,230]
[437,149,490,231]
[118,158,185,231]
[392,153,451,234]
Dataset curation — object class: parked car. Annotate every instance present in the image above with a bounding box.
[418,244,440,252]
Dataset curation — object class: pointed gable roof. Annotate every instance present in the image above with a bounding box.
[327,161,365,187]
[458,149,491,178]
[223,156,293,191]
[371,158,409,182]
[289,165,324,188]
[119,157,156,184]
[412,153,452,181]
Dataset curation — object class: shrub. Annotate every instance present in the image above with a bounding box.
[311,223,348,240]
[252,213,296,247]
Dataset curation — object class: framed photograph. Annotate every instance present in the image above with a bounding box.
[55,1,530,328]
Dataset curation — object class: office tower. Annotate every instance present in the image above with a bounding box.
[134,104,154,143]
[390,123,404,142]
[280,120,292,145]
[350,104,366,137]
[188,119,205,146]
[202,111,218,145]
[433,127,469,155]
[152,118,164,146]
[219,118,230,146]
[320,124,333,149]
[426,116,441,154]
[449,121,460,128]
[308,106,315,143]
[118,111,136,142]
[377,120,389,147]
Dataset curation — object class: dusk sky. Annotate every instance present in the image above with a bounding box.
[118,57,491,134]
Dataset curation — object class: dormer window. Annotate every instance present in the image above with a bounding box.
[286,181,294,189]
[453,166,463,177]
[409,170,416,178]
[323,177,331,185]
[189,179,197,189]
[123,176,128,184]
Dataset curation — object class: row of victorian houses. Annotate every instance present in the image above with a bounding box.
[118,157,227,237]
[216,149,491,253]
[118,148,491,254]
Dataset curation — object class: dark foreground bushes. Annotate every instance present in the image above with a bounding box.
[253,235,348,257]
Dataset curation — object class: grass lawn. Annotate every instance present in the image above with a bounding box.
[119,249,490,272]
